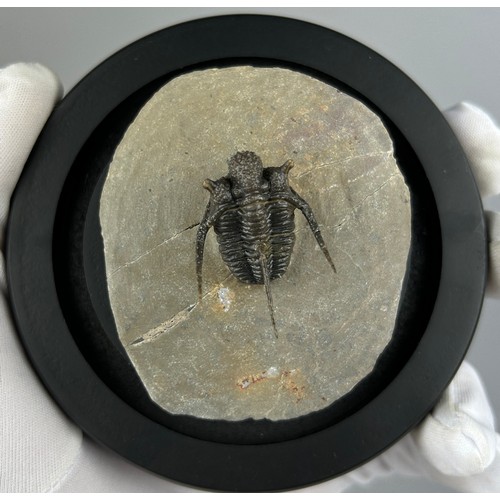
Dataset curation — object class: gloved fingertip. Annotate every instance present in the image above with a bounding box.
[484,211,500,298]
[414,362,497,477]
[0,62,63,103]
[0,63,63,244]
[485,211,500,240]
[417,418,496,477]
[487,241,500,298]
[444,102,500,199]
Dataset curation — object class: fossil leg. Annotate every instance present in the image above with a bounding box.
[196,205,212,301]
[259,247,278,338]
[287,189,337,273]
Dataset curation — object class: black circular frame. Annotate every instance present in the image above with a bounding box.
[6,15,486,491]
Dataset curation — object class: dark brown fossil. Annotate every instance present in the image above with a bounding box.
[196,151,336,337]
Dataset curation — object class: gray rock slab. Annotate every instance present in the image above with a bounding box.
[99,66,411,421]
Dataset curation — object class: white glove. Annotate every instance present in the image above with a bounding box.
[0,63,82,493]
[1,63,499,493]
[446,102,500,297]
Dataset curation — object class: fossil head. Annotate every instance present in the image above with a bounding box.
[227,151,264,192]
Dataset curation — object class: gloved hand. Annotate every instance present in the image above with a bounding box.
[1,63,499,493]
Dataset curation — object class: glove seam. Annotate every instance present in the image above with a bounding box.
[427,411,492,474]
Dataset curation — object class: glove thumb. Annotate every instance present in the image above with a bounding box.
[413,361,499,491]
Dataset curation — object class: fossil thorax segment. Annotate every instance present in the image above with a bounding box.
[205,151,296,284]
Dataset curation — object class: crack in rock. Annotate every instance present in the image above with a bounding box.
[334,172,401,231]
[336,246,367,282]
[293,151,392,180]
[110,222,199,276]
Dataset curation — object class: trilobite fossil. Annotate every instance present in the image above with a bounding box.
[196,151,336,337]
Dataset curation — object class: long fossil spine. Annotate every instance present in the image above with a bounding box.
[196,151,336,338]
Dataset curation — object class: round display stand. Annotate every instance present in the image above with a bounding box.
[6,15,486,491]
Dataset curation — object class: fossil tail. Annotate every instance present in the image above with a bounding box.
[259,249,278,338]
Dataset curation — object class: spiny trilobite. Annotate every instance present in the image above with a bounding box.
[196,151,336,337]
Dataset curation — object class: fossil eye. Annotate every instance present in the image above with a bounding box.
[281,159,294,174]
[203,179,217,193]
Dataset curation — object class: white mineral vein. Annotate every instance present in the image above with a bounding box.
[110,222,199,276]
[128,273,232,346]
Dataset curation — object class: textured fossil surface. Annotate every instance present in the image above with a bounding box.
[99,66,411,421]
